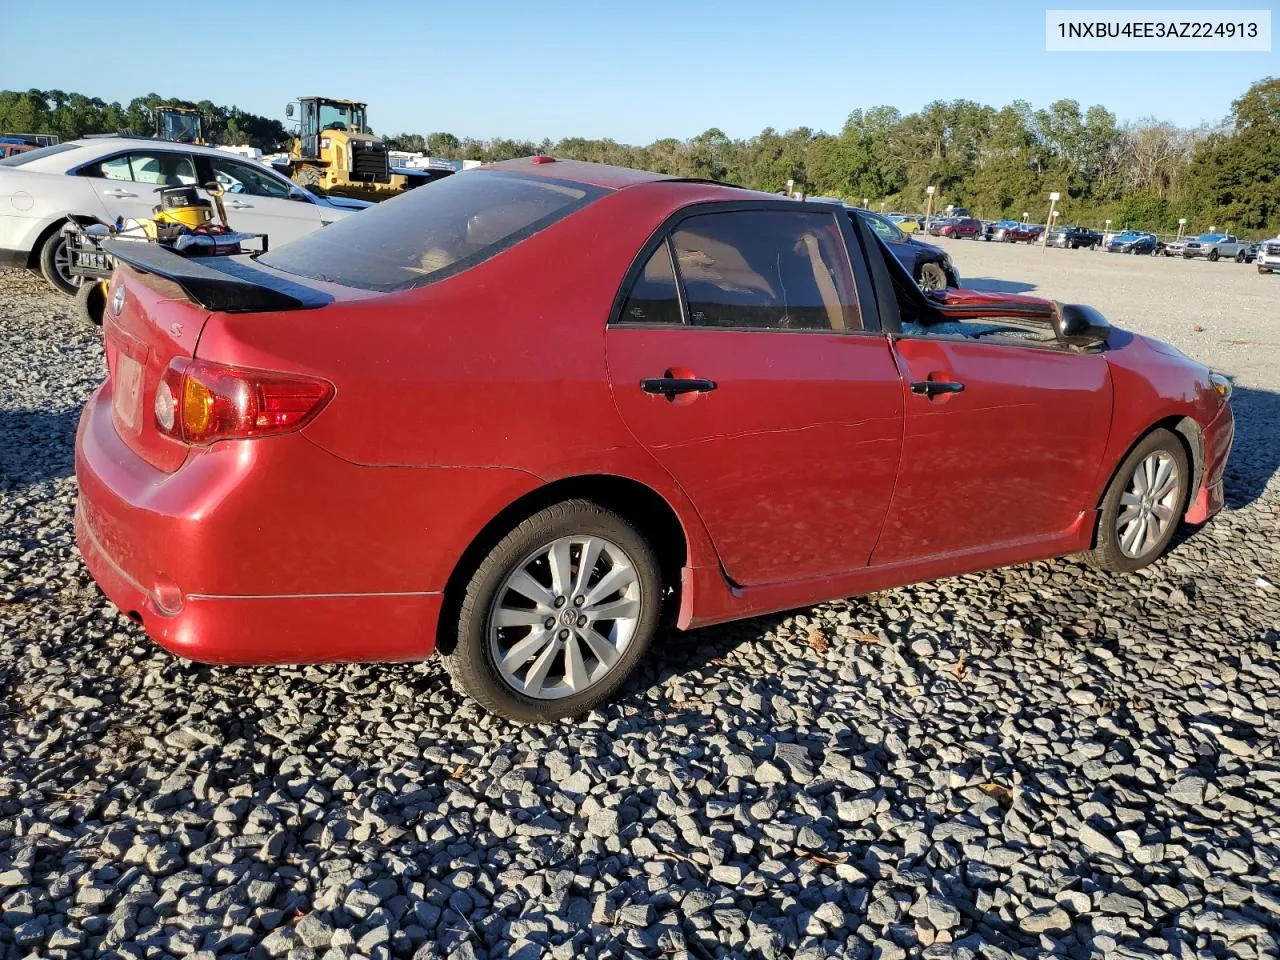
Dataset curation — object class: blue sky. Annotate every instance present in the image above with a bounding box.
[3,1,1276,142]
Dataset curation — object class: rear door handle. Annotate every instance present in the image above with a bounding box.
[103,188,136,198]
[640,376,718,397]
[228,201,253,209]
[910,380,965,398]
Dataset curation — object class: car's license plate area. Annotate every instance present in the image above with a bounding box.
[114,353,144,433]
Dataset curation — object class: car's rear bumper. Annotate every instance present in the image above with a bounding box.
[1185,400,1234,525]
[74,383,445,664]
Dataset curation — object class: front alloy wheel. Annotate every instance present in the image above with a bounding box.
[442,499,661,721]
[918,262,948,291]
[1085,428,1188,573]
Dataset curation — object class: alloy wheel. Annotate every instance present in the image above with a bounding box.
[487,535,642,700]
[1116,452,1179,558]
[53,238,82,290]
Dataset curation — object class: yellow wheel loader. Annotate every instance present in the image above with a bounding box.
[283,97,414,202]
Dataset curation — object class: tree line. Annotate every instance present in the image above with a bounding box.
[4,78,1277,234]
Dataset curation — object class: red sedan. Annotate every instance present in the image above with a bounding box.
[76,158,1235,721]
[938,217,984,239]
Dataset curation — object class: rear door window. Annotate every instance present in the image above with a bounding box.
[669,210,861,331]
[260,171,602,292]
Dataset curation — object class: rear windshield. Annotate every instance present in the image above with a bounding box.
[259,171,602,292]
[0,142,79,166]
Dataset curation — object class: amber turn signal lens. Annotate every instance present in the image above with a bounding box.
[183,377,216,435]
[1209,372,1232,400]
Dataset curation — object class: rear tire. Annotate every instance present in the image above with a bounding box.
[75,280,107,328]
[39,227,79,296]
[294,165,323,189]
[1084,428,1189,573]
[441,500,662,722]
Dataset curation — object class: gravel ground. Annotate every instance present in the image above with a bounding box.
[1,260,1278,960]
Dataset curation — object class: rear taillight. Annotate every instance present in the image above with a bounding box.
[156,359,333,444]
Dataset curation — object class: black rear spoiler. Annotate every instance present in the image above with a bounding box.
[101,240,333,313]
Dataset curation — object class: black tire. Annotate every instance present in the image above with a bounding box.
[1260,265,1272,274]
[294,165,323,189]
[38,227,79,295]
[918,261,948,291]
[1208,249,1219,262]
[441,499,662,722]
[1085,428,1189,574]
[75,280,107,328]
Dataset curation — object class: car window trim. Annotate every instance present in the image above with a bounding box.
[71,146,199,182]
[607,199,882,335]
[889,328,1086,354]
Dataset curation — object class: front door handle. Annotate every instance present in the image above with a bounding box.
[640,376,718,397]
[103,188,137,198]
[228,201,253,209]
[910,380,965,398]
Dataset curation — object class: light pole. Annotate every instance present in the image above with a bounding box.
[1104,218,1112,241]
[924,185,936,235]
[879,201,885,213]
[1178,217,1187,240]
[1041,192,1060,249]
[862,197,869,210]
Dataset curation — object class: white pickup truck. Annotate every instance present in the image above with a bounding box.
[1181,233,1243,261]
[1257,236,1280,275]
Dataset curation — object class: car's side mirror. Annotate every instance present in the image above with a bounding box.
[1054,303,1110,348]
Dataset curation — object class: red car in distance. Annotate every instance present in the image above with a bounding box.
[994,222,1045,243]
[76,158,1235,721]
[936,217,984,239]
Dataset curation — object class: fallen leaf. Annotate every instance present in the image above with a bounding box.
[806,626,829,655]
[1193,324,1204,332]
[853,633,881,645]
[708,657,734,667]
[951,656,966,680]
[798,850,848,867]
[451,763,466,779]
[979,782,1014,808]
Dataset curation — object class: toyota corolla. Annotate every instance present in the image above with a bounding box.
[75,158,1235,721]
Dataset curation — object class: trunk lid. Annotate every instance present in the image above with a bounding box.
[103,266,209,473]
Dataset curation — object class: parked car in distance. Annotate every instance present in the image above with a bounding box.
[993,222,1043,243]
[75,158,1235,721]
[935,216,984,239]
[1182,233,1243,262]
[1106,231,1159,255]
[1048,225,1102,249]
[849,207,959,289]
[926,217,958,237]
[886,213,921,234]
[1257,236,1280,274]
[1161,237,1191,257]
[0,137,368,294]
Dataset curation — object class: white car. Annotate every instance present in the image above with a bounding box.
[0,137,369,294]
[1258,237,1280,275]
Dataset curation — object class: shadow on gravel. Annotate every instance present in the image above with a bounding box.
[0,407,81,490]
[961,276,1038,294]
[1222,386,1280,509]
